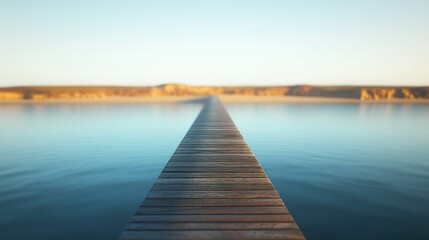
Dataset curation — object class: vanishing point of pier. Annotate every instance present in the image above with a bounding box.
[119,96,305,240]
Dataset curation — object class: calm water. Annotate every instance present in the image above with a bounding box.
[1,102,429,240]
[0,103,202,240]
[227,103,429,240]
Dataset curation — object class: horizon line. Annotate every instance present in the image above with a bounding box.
[1,83,428,89]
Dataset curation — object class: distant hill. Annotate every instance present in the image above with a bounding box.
[0,84,428,100]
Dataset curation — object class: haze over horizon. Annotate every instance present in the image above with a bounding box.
[1,0,428,87]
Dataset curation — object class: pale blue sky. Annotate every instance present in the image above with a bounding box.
[0,0,428,86]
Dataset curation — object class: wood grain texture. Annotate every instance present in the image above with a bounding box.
[152,183,274,191]
[125,222,299,230]
[158,173,267,178]
[162,167,264,173]
[130,214,293,223]
[137,207,289,215]
[165,162,261,167]
[120,230,304,240]
[140,199,285,207]
[146,191,280,199]
[118,96,305,240]
[155,178,271,184]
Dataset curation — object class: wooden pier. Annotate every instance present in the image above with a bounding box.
[119,96,305,240]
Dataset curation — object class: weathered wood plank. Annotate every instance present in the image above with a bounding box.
[179,140,247,143]
[182,136,244,140]
[141,198,285,207]
[177,145,249,148]
[162,167,264,173]
[120,230,305,240]
[168,155,257,162]
[146,190,279,199]
[174,152,254,157]
[155,178,271,184]
[151,183,274,191]
[159,173,267,178]
[130,214,292,223]
[165,162,260,168]
[178,143,250,147]
[173,150,253,154]
[137,207,288,215]
[169,159,258,163]
[176,147,251,151]
[125,222,299,230]
[169,154,256,160]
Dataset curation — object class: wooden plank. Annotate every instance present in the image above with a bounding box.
[173,150,252,154]
[176,147,252,151]
[125,222,299,230]
[184,132,242,135]
[168,155,256,161]
[169,159,258,163]
[186,132,244,136]
[155,178,271,184]
[120,230,305,240]
[186,128,242,131]
[177,144,251,151]
[151,183,274,191]
[136,207,288,215]
[179,139,247,143]
[159,173,267,178]
[174,152,255,157]
[172,153,255,159]
[177,145,251,150]
[146,190,280,199]
[130,214,292,223]
[141,199,284,207]
[165,162,260,167]
[182,136,244,140]
[162,167,264,173]
[178,143,250,146]
[183,134,243,138]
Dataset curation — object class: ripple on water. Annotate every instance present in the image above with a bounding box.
[227,103,429,240]
[0,103,202,240]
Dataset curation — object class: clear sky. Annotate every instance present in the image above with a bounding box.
[0,0,428,87]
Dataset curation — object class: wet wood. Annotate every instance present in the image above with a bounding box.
[118,96,305,240]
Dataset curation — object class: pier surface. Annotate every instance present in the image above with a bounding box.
[119,96,305,240]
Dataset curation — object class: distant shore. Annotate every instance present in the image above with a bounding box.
[1,84,428,102]
[219,95,429,104]
[1,95,429,104]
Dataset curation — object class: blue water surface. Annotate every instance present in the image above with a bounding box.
[0,102,202,240]
[1,102,429,240]
[227,103,429,240]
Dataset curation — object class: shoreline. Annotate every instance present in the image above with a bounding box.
[1,95,429,104]
[219,95,429,104]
